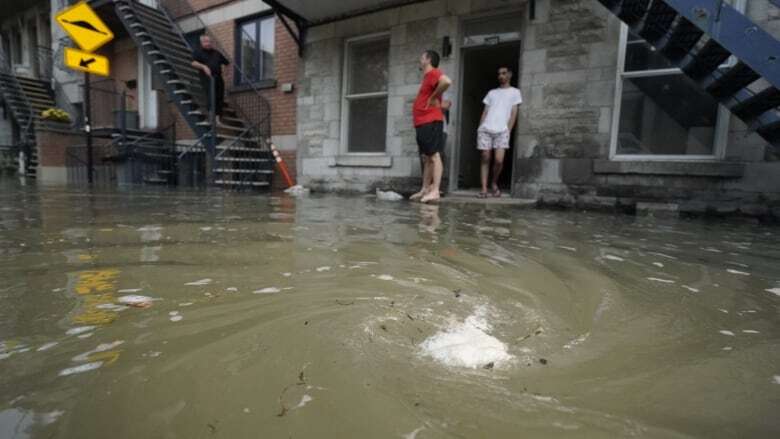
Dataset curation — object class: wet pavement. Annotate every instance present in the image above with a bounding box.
[1,180,779,438]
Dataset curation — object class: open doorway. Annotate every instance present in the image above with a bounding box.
[457,42,521,191]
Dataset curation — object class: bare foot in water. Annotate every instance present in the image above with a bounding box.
[421,192,440,203]
[409,190,426,201]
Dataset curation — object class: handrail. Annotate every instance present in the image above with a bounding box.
[0,44,35,144]
[159,0,272,147]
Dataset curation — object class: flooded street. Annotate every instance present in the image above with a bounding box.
[1,181,779,438]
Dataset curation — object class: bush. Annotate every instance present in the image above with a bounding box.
[41,108,71,123]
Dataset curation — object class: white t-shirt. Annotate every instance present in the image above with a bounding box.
[479,87,523,133]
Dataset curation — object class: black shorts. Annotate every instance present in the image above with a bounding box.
[416,121,444,156]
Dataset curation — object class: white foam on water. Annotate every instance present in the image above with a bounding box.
[377,274,394,281]
[702,247,723,253]
[316,266,331,272]
[179,302,193,307]
[773,375,780,385]
[226,287,238,292]
[77,333,93,339]
[604,255,624,262]
[765,288,780,297]
[722,346,733,351]
[742,330,760,334]
[420,306,513,369]
[647,277,675,284]
[200,227,212,231]
[719,309,729,314]
[253,287,281,294]
[681,285,699,293]
[185,278,212,286]
[558,246,577,252]
[402,426,426,439]
[37,342,58,352]
[169,311,180,316]
[117,288,142,293]
[170,315,183,322]
[41,410,64,425]
[282,272,292,277]
[719,330,735,336]
[59,361,103,376]
[648,252,678,260]
[726,269,750,276]
[66,326,95,336]
[294,395,313,409]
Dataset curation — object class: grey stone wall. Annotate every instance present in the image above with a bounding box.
[296,0,780,214]
[514,0,780,216]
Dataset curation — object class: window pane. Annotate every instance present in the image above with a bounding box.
[260,17,275,80]
[625,31,675,71]
[239,21,258,83]
[348,39,389,95]
[617,74,718,155]
[348,97,387,152]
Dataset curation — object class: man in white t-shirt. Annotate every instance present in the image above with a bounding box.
[477,66,522,198]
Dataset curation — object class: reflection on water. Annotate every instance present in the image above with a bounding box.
[0,182,779,438]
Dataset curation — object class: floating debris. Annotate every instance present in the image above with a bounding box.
[284,185,310,197]
[253,287,281,294]
[647,278,675,284]
[59,361,103,376]
[719,330,735,336]
[66,326,95,336]
[185,278,212,286]
[376,189,403,201]
[117,295,156,308]
[377,274,394,281]
[765,288,780,297]
[316,266,331,272]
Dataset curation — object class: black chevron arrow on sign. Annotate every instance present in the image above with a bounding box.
[79,58,96,68]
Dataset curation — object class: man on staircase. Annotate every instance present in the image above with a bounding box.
[191,34,229,124]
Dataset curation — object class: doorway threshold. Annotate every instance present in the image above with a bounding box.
[441,190,536,206]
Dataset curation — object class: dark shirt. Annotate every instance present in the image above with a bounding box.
[192,48,229,79]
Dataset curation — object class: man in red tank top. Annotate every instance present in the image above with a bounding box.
[410,50,451,203]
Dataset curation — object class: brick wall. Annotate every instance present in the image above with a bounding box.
[37,126,82,167]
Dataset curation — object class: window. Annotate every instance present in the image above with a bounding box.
[610,0,746,159]
[10,28,22,65]
[235,15,274,85]
[342,35,390,153]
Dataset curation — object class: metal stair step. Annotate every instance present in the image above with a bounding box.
[213,179,270,187]
[637,1,677,43]
[214,168,273,174]
[215,156,271,163]
[657,18,703,62]
[731,87,780,121]
[616,0,651,26]
[704,62,760,99]
[681,39,731,80]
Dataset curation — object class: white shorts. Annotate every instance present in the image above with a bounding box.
[477,129,510,150]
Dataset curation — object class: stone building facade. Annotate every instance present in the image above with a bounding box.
[294,0,780,215]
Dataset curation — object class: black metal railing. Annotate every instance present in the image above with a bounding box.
[159,0,272,143]
[0,43,35,166]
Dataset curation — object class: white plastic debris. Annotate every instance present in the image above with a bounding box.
[375,189,403,201]
[285,185,310,197]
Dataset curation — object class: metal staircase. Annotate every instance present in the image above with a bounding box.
[113,0,274,189]
[596,0,780,148]
[0,49,48,178]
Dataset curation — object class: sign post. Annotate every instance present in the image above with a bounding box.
[55,1,114,184]
[84,72,92,184]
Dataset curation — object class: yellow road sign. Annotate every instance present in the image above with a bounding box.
[56,1,114,53]
[64,47,110,76]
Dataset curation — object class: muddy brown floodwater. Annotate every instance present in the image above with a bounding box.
[0,181,779,438]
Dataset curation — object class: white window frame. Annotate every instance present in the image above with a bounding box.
[340,32,390,155]
[608,0,746,162]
